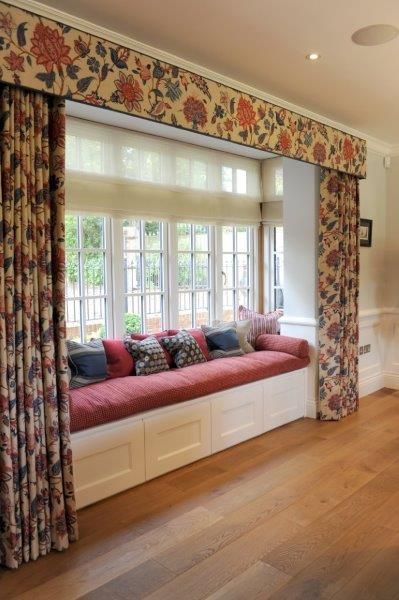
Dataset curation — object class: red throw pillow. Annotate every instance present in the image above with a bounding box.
[168,328,211,361]
[102,339,135,378]
[131,330,173,367]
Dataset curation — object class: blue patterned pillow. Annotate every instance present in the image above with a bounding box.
[201,323,244,359]
[67,339,107,389]
[161,330,206,368]
[124,336,169,376]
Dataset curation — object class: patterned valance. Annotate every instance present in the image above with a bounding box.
[0,2,366,177]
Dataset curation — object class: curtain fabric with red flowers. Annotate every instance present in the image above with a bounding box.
[0,85,78,569]
[318,168,360,420]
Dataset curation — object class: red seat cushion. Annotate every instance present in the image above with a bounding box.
[69,351,309,432]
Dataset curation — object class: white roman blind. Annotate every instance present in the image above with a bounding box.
[66,117,262,224]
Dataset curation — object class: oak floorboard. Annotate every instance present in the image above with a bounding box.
[0,389,398,600]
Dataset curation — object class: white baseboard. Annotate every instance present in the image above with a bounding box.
[359,373,385,398]
[305,398,318,419]
[383,373,399,390]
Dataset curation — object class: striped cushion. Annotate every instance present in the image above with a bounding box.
[201,323,244,360]
[238,306,283,346]
[67,339,107,389]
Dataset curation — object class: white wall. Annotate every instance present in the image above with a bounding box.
[278,159,320,418]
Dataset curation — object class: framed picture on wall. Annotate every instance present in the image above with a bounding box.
[360,218,372,247]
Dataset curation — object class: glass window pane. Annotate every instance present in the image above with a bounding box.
[123,220,141,251]
[176,156,190,187]
[83,252,105,297]
[177,223,191,251]
[178,253,192,289]
[191,160,207,189]
[141,150,161,182]
[274,288,284,310]
[124,308,142,334]
[194,292,209,326]
[222,290,234,322]
[236,169,247,194]
[80,138,103,173]
[222,254,234,288]
[121,146,139,179]
[178,292,192,328]
[84,297,106,341]
[145,253,162,292]
[236,226,249,252]
[237,254,249,287]
[237,288,249,308]
[65,215,78,248]
[222,226,234,253]
[66,299,81,341]
[66,135,78,170]
[82,216,104,249]
[144,221,161,250]
[66,251,80,296]
[124,252,142,294]
[146,295,163,333]
[222,166,233,192]
[194,224,209,252]
[275,226,284,253]
[194,254,209,289]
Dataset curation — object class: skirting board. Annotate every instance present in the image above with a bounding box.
[383,373,399,391]
[359,373,385,398]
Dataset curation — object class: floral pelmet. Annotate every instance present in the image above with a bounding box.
[0,2,366,177]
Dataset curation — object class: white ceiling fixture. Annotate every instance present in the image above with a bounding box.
[306,53,320,61]
[352,24,398,46]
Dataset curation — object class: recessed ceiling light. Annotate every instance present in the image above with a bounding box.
[352,24,399,46]
[306,53,320,61]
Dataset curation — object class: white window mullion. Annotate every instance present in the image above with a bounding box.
[214,226,223,323]
[168,222,179,329]
[111,218,125,337]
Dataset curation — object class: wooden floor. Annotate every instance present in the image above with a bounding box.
[2,389,399,600]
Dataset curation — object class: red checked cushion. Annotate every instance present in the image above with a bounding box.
[102,339,134,378]
[168,328,211,361]
[255,334,309,359]
[69,350,310,432]
[131,330,173,367]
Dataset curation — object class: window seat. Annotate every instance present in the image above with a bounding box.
[70,334,310,508]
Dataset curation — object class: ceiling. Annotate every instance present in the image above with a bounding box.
[37,0,399,145]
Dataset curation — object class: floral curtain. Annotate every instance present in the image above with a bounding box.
[318,168,360,420]
[0,85,78,569]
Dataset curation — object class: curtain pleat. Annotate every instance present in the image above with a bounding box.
[318,168,360,420]
[0,85,78,569]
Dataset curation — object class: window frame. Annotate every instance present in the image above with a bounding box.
[265,224,284,312]
[65,212,113,342]
[65,214,257,339]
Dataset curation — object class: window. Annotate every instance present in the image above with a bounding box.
[122,220,166,334]
[271,226,284,310]
[65,215,255,337]
[65,215,110,341]
[221,226,254,321]
[176,223,213,328]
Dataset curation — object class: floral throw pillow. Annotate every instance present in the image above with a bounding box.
[124,336,169,376]
[161,330,206,369]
